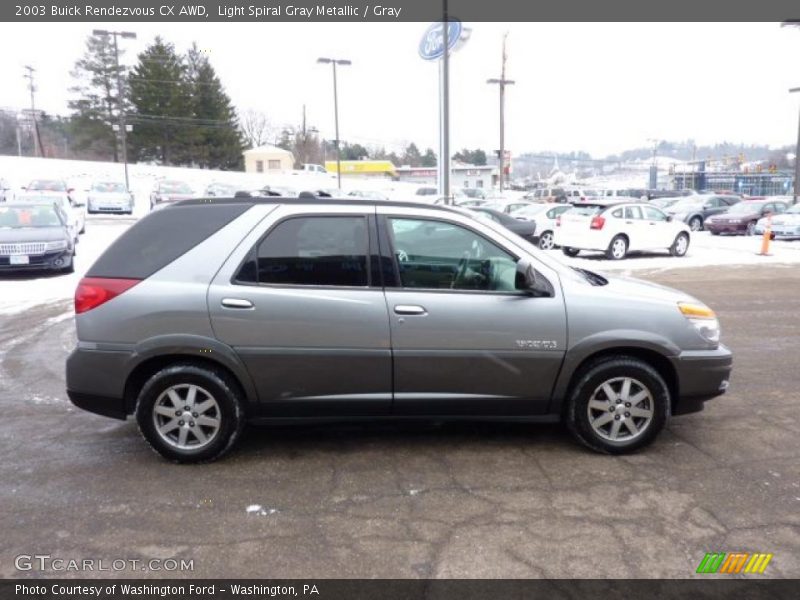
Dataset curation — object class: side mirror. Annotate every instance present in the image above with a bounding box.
[515,259,537,293]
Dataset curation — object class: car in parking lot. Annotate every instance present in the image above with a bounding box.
[649,196,683,210]
[484,198,536,214]
[705,199,789,236]
[0,202,75,273]
[87,181,133,214]
[67,196,731,462]
[204,182,239,197]
[525,187,567,203]
[469,206,537,243]
[664,194,741,231]
[555,201,691,260]
[17,184,85,241]
[150,180,195,210]
[754,203,800,239]
[512,203,573,249]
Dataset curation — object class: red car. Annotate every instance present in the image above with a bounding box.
[705,199,789,235]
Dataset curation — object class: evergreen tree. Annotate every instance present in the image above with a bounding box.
[421,148,437,167]
[127,37,190,165]
[185,43,243,169]
[402,143,422,167]
[68,34,126,161]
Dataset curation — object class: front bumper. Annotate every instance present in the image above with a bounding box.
[671,344,733,415]
[0,250,73,271]
[706,222,747,234]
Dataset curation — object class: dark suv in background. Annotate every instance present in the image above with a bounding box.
[664,194,741,231]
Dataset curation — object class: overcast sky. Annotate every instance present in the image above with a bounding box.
[0,22,798,157]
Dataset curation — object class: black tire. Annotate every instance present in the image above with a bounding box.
[606,235,628,260]
[538,230,555,250]
[566,357,670,454]
[689,216,703,232]
[710,230,720,236]
[62,257,75,274]
[562,247,580,257]
[669,232,690,257]
[135,363,245,463]
[745,221,756,236]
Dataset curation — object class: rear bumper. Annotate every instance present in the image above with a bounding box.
[671,345,733,415]
[66,346,132,419]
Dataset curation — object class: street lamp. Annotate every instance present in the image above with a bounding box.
[487,33,514,192]
[93,29,136,192]
[317,57,351,190]
[791,87,800,205]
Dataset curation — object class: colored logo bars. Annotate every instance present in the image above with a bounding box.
[696,552,773,574]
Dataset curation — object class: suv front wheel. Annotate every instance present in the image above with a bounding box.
[135,363,245,463]
[566,357,670,454]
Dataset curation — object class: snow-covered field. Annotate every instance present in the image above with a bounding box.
[1,217,798,317]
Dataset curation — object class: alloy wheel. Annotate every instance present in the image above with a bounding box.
[587,377,654,442]
[152,384,221,450]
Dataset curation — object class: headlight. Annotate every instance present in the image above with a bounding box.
[45,240,68,252]
[678,302,720,344]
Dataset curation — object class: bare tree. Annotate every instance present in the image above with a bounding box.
[239,109,276,149]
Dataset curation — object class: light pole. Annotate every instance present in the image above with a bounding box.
[487,33,514,192]
[93,29,136,192]
[317,57,351,190]
[791,87,800,205]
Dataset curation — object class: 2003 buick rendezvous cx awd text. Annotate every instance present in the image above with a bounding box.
[66,197,732,462]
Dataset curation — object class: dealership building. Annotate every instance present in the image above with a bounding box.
[671,162,794,196]
[396,164,499,189]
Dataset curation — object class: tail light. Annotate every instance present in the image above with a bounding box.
[556,216,561,227]
[75,277,140,314]
[590,216,606,230]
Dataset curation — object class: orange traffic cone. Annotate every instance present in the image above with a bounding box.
[757,213,773,256]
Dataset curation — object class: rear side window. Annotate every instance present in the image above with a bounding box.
[87,203,252,279]
[237,216,368,287]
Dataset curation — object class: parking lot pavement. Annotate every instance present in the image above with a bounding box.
[0,264,798,579]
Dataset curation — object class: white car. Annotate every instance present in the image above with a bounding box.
[484,198,536,214]
[554,202,691,260]
[512,203,573,249]
[17,180,85,241]
[564,188,603,204]
[87,181,134,214]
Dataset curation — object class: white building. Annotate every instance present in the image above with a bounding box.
[395,164,498,189]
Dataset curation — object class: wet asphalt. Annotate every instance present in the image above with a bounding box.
[0,264,798,579]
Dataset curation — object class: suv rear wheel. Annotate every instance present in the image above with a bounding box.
[135,363,245,463]
[566,357,670,454]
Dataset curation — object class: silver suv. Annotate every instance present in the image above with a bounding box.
[67,198,732,462]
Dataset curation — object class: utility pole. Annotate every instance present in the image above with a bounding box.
[317,58,351,190]
[93,29,137,191]
[791,87,800,205]
[487,33,515,192]
[23,65,43,157]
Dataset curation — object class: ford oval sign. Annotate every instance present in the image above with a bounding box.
[419,20,463,61]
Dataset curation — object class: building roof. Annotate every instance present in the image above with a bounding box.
[243,144,294,156]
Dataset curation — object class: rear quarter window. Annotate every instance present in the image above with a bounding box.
[87,203,252,279]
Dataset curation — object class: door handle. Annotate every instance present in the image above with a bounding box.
[221,298,254,309]
[394,304,427,315]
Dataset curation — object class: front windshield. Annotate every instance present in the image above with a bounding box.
[670,198,703,211]
[92,182,126,193]
[0,205,63,228]
[28,180,66,192]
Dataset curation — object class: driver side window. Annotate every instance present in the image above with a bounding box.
[388,218,518,292]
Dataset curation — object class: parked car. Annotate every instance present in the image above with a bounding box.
[22,179,77,204]
[347,190,390,200]
[649,196,683,210]
[67,197,731,462]
[754,203,800,239]
[204,182,238,197]
[484,198,536,214]
[87,181,134,214]
[512,203,573,249]
[469,206,537,243]
[461,188,487,200]
[0,203,74,273]
[150,180,195,210]
[555,202,691,260]
[565,188,602,203]
[525,187,568,203]
[664,194,741,231]
[17,184,85,241]
[705,199,789,236]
